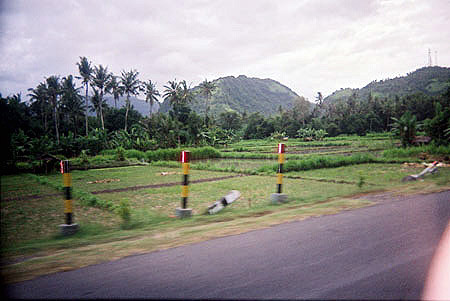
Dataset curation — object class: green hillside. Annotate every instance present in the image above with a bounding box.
[159,75,307,116]
[324,66,450,102]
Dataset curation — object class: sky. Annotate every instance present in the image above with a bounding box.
[1,0,449,102]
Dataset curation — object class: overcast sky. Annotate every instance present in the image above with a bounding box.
[1,0,449,102]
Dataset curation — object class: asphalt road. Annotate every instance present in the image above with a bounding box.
[5,190,450,299]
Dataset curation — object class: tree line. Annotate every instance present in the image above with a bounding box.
[1,56,449,171]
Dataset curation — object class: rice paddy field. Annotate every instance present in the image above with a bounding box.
[1,133,449,283]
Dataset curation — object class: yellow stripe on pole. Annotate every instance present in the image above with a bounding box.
[63,173,72,187]
[181,185,189,197]
[278,153,285,164]
[276,173,283,184]
[182,163,190,175]
[64,199,73,213]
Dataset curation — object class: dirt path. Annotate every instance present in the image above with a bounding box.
[2,175,250,201]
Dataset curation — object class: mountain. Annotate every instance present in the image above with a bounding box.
[159,75,307,116]
[324,66,450,103]
[103,95,160,116]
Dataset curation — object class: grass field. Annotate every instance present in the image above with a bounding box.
[1,135,449,283]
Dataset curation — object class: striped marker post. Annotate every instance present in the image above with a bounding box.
[270,143,288,204]
[276,143,285,193]
[175,151,192,218]
[59,160,79,235]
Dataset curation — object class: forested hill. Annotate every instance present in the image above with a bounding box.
[103,95,160,116]
[159,75,307,116]
[324,66,450,103]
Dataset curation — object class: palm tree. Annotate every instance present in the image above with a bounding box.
[76,56,93,136]
[107,75,123,109]
[163,80,180,106]
[120,69,141,131]
[142,80,160,117]
[61,75,83,135]
[179,80,194,104]
[28,82,50,132]
[391,111,419,147]
[198,79,216,127]
[91,64,112,129]
[45,75,62,144]
[89,89,104,124]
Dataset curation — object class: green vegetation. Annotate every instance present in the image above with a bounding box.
[160,75,307,117]
[2,61,449,175]
[1,133,449,284]
[1,58,450,284]
[382,144,450,159]
[324,66,450,102]
[391,111,419,147]
[257,154,408,174]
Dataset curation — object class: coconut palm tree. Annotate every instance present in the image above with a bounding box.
[179,80,194,104]
[28,82,50,132]
[89,88,105,125]
[61,75,83,135]
[76,56,93,135]
[198,79,216,127]
[91,64,112,129]
[107,75,123,109]
[142,80,160,117]
[120,69,141,131]
[45,75,62,144]
[163,80,180,106]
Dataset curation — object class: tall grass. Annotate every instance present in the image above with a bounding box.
[145,146,221,162]
[257,154,407,173]
[382,144,450,158]
[102,147,221,162]
[220,152,278,160]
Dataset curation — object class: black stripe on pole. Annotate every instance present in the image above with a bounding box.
[183,174,189,186]
[64,187,72,200]
[276,143,285,194]
[278,164,283,174]
[66,212,73,225]
[180,151,190,210]
[61,160,73,225]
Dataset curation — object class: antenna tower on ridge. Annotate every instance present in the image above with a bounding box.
[435,51,438,66]
[428,48,432,67]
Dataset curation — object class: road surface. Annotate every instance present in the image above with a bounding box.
[5,190,450,299]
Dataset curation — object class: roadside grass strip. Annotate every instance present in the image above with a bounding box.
[1,197,371,284]
[257,154,414,173]
[287,163,450,188]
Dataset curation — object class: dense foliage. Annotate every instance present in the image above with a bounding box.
[1,60,449,173]
[159,75,308,117]
[325,66,450,103]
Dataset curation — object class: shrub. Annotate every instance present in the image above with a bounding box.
[382,144,450,159]
[391,111,420,147]
[116,199,131,223]
[145,146,221,162]
[116,147,125,161]
[357,175,365,188]
[296,128,328,141]
[257,154,381,173]
[125,149,146,160]
[80,150,89,165]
